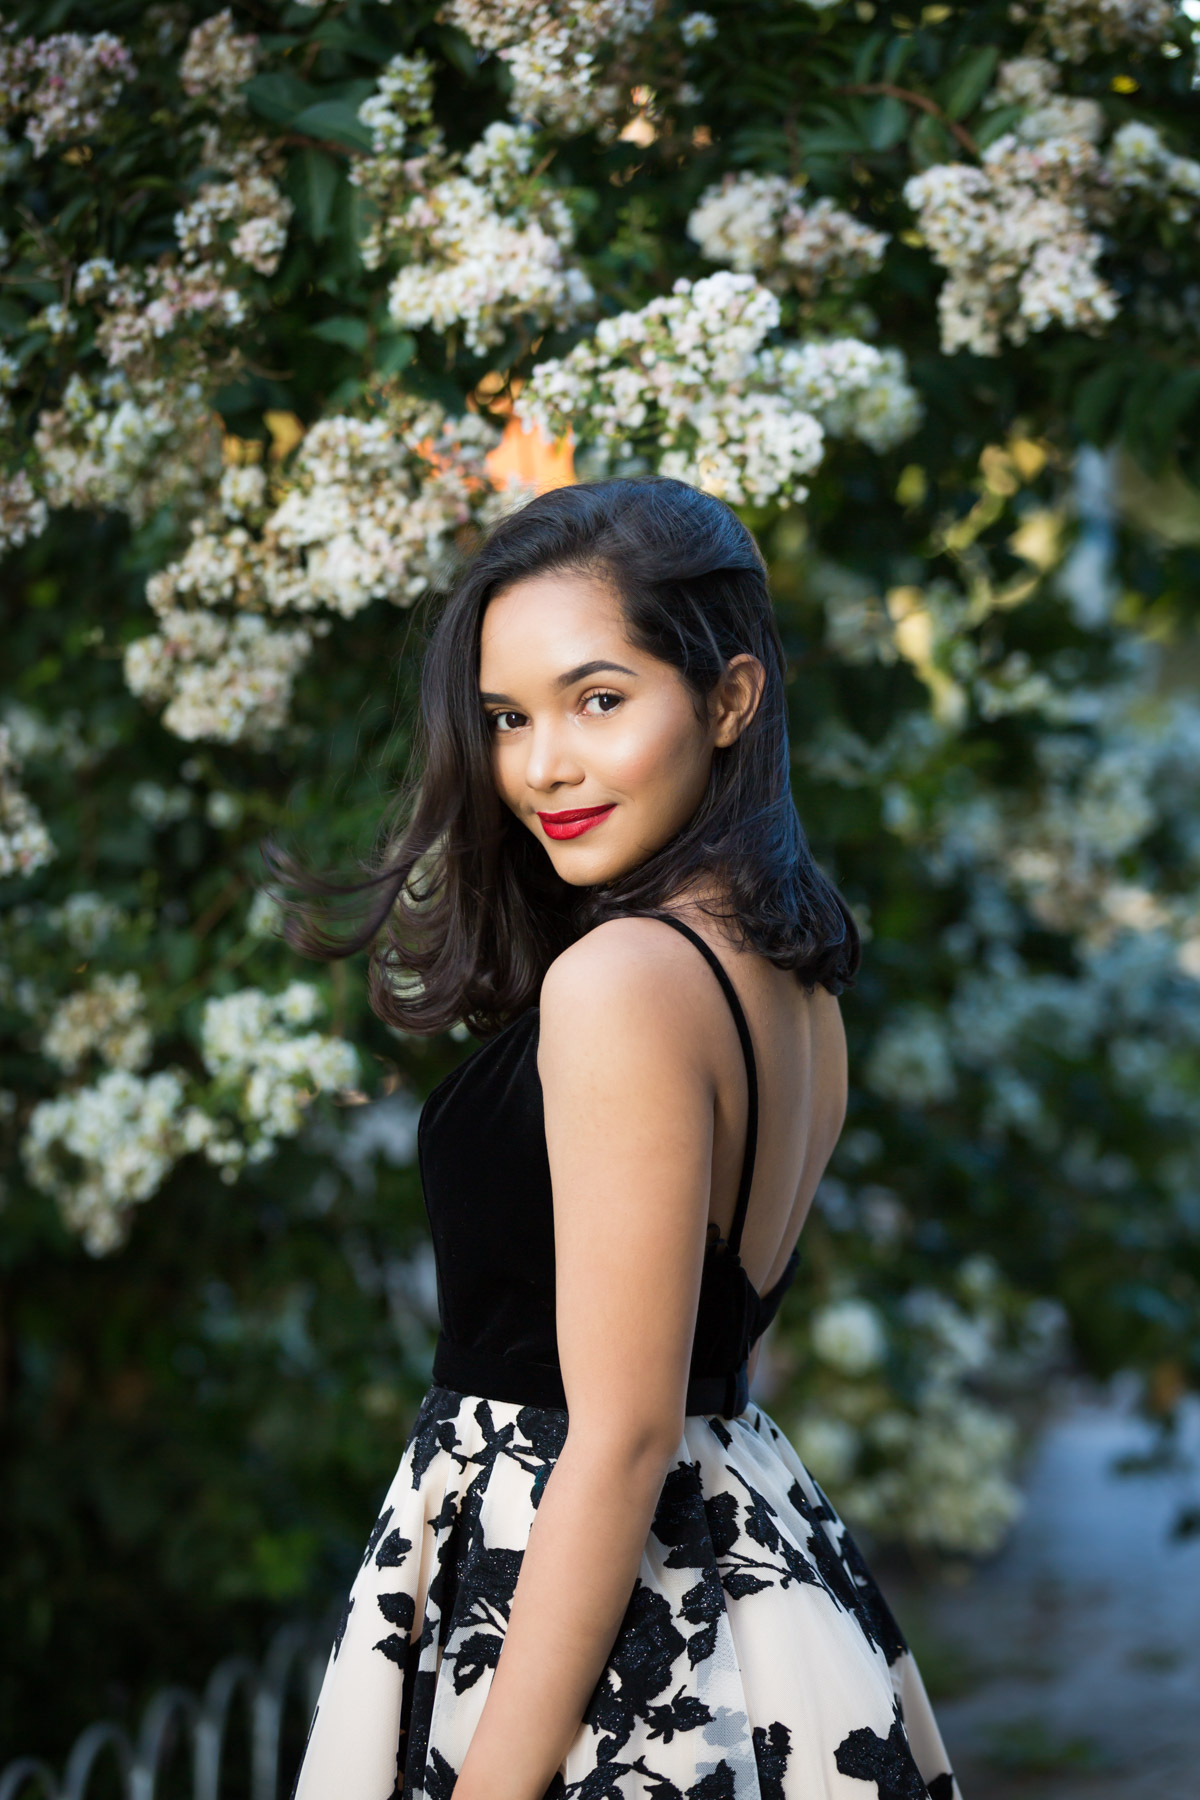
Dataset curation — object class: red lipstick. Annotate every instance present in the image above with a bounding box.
[536,803,616,840]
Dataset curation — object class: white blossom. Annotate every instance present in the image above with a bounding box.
[811,1297,888,1375]
[865,1006,957,1107]
[200,985,359,1152]
[124,609,313,747]
[0,29,136,157]
[440,0,655,132]
[353,112,592,353]
[23,1068,189,1254]
[42,973,152,1074]
[178,9,258,112]
[689,173,889,294]
[0,725,55,878]
[905,133,1118,356]
[680,12,718,45]
[33,373,222,525]
[1012,0,1175,62]
[0,469,48,554]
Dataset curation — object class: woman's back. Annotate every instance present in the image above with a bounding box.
[681,911,848,1296]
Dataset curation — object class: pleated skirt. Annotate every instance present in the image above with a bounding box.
[292,1386,961,1799]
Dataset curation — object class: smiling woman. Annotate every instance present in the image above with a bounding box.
[479,566,765,873]
[264,479,960,1800]
[269,478,858,1035]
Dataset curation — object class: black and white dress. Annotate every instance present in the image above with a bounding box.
[292,914,960,1800]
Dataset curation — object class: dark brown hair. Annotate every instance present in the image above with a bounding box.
[264,477,859,1034]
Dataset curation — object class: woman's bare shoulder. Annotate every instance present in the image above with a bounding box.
[538,916,719,1062]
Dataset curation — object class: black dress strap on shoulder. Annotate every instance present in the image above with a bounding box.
[625,911,759,1257]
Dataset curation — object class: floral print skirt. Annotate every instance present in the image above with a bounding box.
[292,1386,961,1800]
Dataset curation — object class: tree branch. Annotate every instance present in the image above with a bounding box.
[833,83,980,159]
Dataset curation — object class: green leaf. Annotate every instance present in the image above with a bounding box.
[909,110,954,170]
[1072,362,1128,444]
[938,46,998,121]
[290,146,341,243]
[243,71,320,127]
[975,104,1024,149]
[375,332,416,376]
[309,315,369,351]
[866,95,909,151]
[882,35,914,84]
[290,98,374,152]
[311,19,397,63]
[435,24,482,81]
[852,30,886,84]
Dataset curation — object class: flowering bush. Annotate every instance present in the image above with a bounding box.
[2,0,1200,1752]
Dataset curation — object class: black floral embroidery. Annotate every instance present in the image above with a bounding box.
[331,1595,353,1659]
[361,1504,394,1568]
[834,1715,934,1799]
[752,1722,791,1800]
[296,1395,959,1800]
[376,1528,412,1569]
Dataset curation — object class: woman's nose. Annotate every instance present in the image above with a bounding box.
[523,719,584,793]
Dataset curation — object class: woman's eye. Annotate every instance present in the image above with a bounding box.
[582,690,622,716]
[490,711,525,734]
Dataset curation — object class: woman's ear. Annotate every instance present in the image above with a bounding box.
[710,654,766,748]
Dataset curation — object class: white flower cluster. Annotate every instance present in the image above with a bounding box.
[356,51,434,155]
[688,173,889,296]
[439,0,655,133]
[49,891,129,953]
[680,12,718,46]
[863,1005,957,1108]
[0,28,136,157]
[1012,0,1175,62]
[0,469,48,555]
[123,608,313,746]
[518,273,920,505]
[353,92,593,354]
[200,983,359,1158]
[177,8,258,112]
[130,780,192,826]
[518,273,822,504]
[0,724,55,878]
[988,56,1104,146]
[23,1068,192,1254]
[70,249,249,380]
[1107,119,1200,225]
[794,1270,1030,1556]
[905,132,1117,356]
[174,162,294,277]
[22,981,359,1252]
[42,973,152,1075]
[33,372,222,526]
[125,404,498,742]
[811,1297,888,1375]
[262,410,498,613]
[758,340,923,453]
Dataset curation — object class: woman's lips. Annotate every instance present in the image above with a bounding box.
[536,803,616,840]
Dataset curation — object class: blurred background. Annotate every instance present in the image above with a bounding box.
[2,1,1199,1795]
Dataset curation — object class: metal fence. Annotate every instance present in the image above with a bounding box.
[0,1623,330,1800]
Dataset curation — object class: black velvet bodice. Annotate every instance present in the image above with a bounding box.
[417,913,800,1417]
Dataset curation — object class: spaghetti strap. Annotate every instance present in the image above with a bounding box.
[628,911,759,1256]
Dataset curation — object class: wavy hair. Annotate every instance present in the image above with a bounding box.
[265,477,859,1033]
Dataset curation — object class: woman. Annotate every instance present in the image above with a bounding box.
[284,479,959,1800]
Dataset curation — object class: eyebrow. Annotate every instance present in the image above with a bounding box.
[479,660,639,704]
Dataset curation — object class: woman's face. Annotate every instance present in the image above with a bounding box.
[478,567,763,887]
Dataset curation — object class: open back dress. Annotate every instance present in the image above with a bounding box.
[292,913,961,1800]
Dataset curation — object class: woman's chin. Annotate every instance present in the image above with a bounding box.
[543,839,650,888]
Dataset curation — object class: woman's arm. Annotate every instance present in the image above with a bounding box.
[450,919,719,1800]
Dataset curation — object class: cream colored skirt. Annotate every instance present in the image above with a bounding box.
[292,1387,961,1799]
